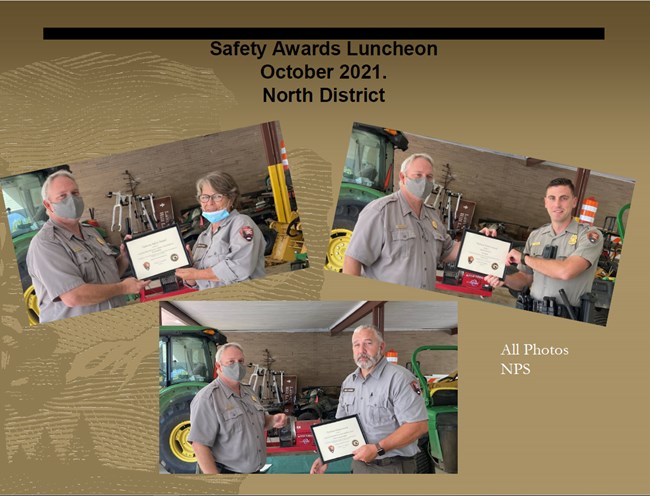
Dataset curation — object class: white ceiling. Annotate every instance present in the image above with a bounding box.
[162,300,458,333]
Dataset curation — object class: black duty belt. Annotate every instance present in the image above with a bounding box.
[516,294,580,320]
[217,463,261,474]
[370,455,415,467]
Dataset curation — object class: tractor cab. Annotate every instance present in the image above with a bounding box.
[1,166,70,291]
[159,326,227,474]
[326,123,409,272]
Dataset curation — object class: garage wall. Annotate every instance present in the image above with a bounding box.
[396,134,635,237]
[226,330,458,390]
[67,122,281,245]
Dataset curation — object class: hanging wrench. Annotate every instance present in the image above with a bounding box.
[454,192,462,222]
[148,193,158,227]
[125,194,133,235]
[138,195,153,232]
[108,192,122,232]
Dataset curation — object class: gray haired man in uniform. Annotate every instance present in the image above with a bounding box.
[188,343,287,474]
[484,178,604,317]
[310,325,428,474]
[26,170,150,323]
[343,153,462,290]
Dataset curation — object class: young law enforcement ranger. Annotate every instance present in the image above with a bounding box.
[484,178,604,319]
[188,343,287,474]
[26,171,150,323]
[310,325,429,475]
[343,153,462,290]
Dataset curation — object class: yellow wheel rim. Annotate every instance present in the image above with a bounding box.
[23,285,40,326]
[169,420,195,463]
[325,228,353,272]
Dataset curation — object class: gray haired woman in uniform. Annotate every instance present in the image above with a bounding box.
[175,172,265,289]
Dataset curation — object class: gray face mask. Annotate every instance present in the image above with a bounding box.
[405,177,434,200]
[51,195,85,220]
[220,362,247,382]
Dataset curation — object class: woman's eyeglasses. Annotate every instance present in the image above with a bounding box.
[198,193,224,203]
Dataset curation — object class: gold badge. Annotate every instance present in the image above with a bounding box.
[251,395,258,403]
[96,237,105,245]
[395,224,407,229]
[568,234,577,246]
[431,220,438,230]
[531,242,541,247]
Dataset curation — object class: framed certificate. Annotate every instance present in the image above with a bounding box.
[124,224,191,281]
[456,230,512,280]
[310,415,368,464]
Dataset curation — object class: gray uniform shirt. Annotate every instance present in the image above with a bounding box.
[188,378,266,473]
[26,219,126,323]
[336,357,428,458]
[345,190,454,290]
[191,210,266,290]
[520,219,604,307]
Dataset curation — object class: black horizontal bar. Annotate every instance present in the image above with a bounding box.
[43,27,605,41]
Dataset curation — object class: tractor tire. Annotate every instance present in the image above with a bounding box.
[415,435,434,473]
[325,200,367,272]
[159,399,196,474]
[23,285,40,326]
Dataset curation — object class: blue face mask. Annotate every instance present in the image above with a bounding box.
[202,209,230,224]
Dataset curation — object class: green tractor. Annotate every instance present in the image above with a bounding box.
[0,165,72,325]
[159,326,227,474]
[325,122,409,272]
[411,345,459,474]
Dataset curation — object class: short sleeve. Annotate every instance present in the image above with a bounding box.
[391,369,428,425]
[211,217,264,284]
[345,204,385,267]
[187,390,219,447]
[27,237,87,300]
[571,227,604,266]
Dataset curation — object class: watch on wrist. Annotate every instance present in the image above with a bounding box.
[375,443,385,456]
[521,253,527,267]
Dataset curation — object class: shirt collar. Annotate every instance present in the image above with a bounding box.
[216,376,241,398]
[396,190,414,217]
[541,218,580,237]
[48,218,82,240]
[352,356,389,382]
[212,209,239,233]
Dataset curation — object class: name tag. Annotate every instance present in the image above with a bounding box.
[531,242,541,247]
[195,243,208,249]
[342,388,355,393]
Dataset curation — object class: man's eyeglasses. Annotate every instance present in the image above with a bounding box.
[198,193,225,204]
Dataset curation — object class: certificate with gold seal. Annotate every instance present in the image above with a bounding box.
[124,224,191,280]
[456,230,512,279]
[310,415,368,464]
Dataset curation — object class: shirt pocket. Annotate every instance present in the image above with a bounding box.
[367,398,395,427]
[338,393,356,416]
[72,249,98,281]
[390,229,416,257]
[223,407,245,432]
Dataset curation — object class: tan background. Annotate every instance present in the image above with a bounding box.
[0,1,648,494]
